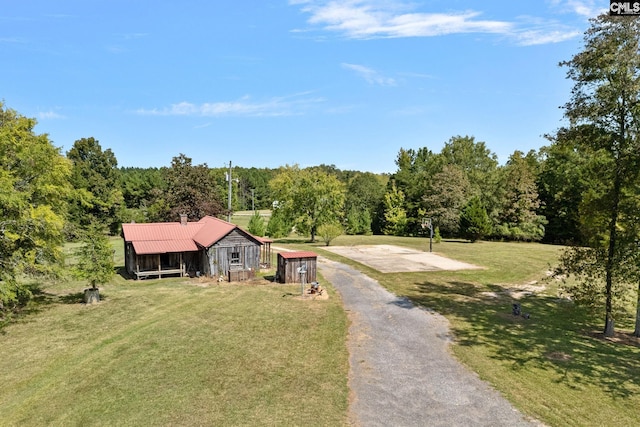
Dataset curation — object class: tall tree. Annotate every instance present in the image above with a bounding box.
[558,14,640,337]
[162,154,224,222]
[538,131,592,245]
[495,150,546,241]
[73,224,115,290]
[269,165,345,242]
[459,196,492,242]
[0,103,71,310]
[67,137,123,235]
[390,147,442,235]
[422,164,471,236]
[382,181,408,236]
[345,172,386,235]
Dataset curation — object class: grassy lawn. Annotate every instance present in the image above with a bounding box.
[231,211,271,230]
[282,235,640,427]
[3,233,640,426]
[0,238,348,426]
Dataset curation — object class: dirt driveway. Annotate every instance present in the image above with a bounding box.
[322,245,482,273]
[317,257,539,426]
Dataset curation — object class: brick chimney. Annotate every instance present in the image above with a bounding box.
[180,214,188,226]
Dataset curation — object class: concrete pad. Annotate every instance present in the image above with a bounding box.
[322,244,482,273]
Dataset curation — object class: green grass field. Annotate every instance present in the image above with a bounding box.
[283,235,640,426]
[0,238,347,426]
[2,234,639,426]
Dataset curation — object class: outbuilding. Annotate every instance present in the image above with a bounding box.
[276,251,318,284]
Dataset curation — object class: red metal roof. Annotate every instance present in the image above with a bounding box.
[131,240,199,255]
[192,216,236,248]
[122,216,258,255]
[278,251,318,259]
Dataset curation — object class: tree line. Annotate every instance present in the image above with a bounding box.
[2,14,640,337]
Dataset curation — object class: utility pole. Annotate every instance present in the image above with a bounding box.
[227,161,232,222]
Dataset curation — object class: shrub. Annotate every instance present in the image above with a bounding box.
[318,222,343,246]
[247,212,266,237]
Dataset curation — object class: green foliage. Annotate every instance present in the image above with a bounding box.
[345,207,372,235]
[345,172,386,233]
[317,222,343,246]
[269,165,346,242]
[162,154,224,221]
[382,182,408,236]
[232,167,278,211]
[67,137,123,235]
[423,164,470,236]
[538,132,592,245]
[120,167,165,209]
[247,211,266,237]
[557,14,640,336]
[494,151,547,241]
[266,206,292,238]
[73,225,115,289]
[433,226,442,243]
[0,102,70,310]
[459,196,492,242]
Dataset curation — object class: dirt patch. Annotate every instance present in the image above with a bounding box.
[480,282,547,300]
[587,330,640,348]
[546,351,572,361]
[323,245,482,273]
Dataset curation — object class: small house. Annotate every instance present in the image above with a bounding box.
[276,251,318,284]
[122,215,270,281]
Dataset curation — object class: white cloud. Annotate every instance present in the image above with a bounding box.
[342,63,396,86]
[514,28,581,46]
[549,0,606,18]
[291,0,583,45]
[38,111,65,120]
[293,1,512,39]
[136,93,324,117]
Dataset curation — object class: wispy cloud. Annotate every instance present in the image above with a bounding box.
[0,37,25,44]
[135,93,324,117]
[548,0,606,18]
[38,110,65,120]
[342,63,396,86]
[290,0,583,45]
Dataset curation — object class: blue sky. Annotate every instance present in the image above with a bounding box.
[1,1,606,173]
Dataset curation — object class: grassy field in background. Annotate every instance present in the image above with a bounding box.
[280,235,640,427]
[231,210,271,230]
[0,238,348,426]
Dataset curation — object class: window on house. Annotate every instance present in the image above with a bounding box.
[231,250,241,265]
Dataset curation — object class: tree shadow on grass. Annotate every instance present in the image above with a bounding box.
[405,279,640,399]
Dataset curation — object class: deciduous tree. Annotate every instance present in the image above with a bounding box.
[382,182,408,236]
[422,164,470,236]
[269,165,345,242]
[162,154,224,221]
[0,103,71,310]
[557,14,640,337]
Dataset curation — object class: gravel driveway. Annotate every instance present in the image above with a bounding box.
[318,257,539,427]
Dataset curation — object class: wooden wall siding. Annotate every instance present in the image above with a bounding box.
[276,255,317,284]
[207,230,261,279]
[125,242,136,275]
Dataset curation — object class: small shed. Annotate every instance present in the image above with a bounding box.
[277,251,318,284]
